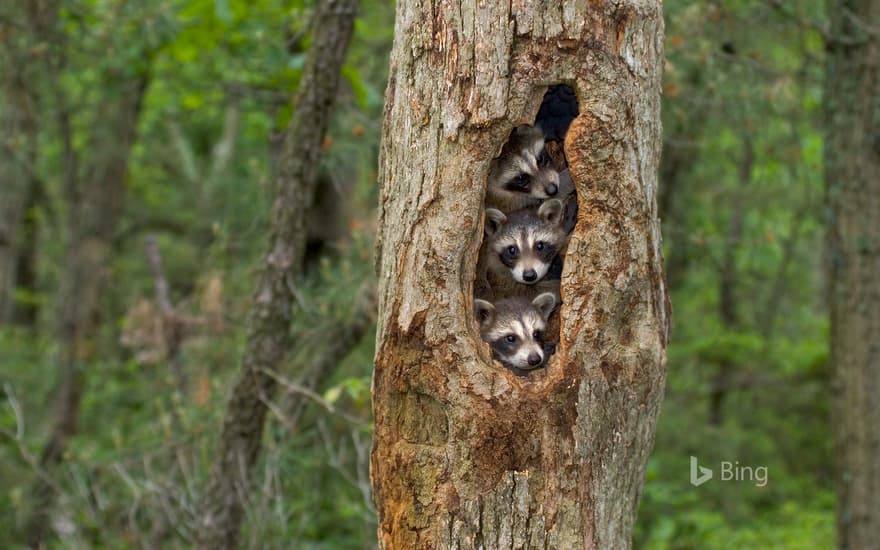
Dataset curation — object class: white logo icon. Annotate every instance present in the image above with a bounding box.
[690,455,713,486]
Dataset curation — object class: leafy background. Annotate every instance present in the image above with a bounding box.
[0,0,833,547]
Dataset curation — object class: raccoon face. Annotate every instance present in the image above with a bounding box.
[488,125,561,205]
[484,199,566,285]
[474,293,557,370]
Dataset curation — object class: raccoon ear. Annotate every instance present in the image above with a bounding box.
[538,198,564,225]
[532,292,557,320]
[484,209,507,236]
[474,299,496,328]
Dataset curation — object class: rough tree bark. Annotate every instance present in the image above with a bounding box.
[25,70,150,546]
[824,0,880,548]
[371,1,668,549]
[195,2,358,548]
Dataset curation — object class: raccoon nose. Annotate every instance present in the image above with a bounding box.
[523,269,537,282]
[527,353,543,367]
[545,183,558,196]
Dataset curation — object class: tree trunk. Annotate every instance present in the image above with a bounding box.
[0,97,37,325]
[10,180,42,327]
[0,3,42,324]
[708,134,753,426]
[658,67,708,292]
[371,2,668,549]
[825,1,880,548]
[25,72,149,547]
[195,2,358,548]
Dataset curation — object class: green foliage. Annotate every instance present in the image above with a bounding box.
[637,2,833,548]
[2,0,391,546]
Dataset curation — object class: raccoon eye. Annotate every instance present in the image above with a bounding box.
[535,241,545,251]
[538,150,551,167]
[505,335,517,343]
[507,245,518,257]
[533,330,542,339]
[512,174,530,188]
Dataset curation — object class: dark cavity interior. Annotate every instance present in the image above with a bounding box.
[536,84,579,142]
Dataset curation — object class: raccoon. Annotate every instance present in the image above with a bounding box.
[478,198,569,300]
[474,292,557,372]
[487,125,572,213]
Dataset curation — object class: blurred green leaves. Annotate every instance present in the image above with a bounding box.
[642,1,832,548]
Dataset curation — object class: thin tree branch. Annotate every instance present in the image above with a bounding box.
[145,235,187,393]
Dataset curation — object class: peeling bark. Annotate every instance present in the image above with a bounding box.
[371,2,668,548]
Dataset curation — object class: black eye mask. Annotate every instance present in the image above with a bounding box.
[535,242,557,264]
[499,246,518,268]
[506,173,531,191]
[491,335,521,359]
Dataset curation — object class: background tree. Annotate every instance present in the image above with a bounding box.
[0,1,46,326]
[196,1,359,547]
[370,1,668,547]
[825,0,880,546]
[23,14,153,546]
[637,2,832,545]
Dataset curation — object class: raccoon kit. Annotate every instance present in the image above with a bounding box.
[486,125,574,214]
[474,293,558,375]
[478,198,567,300]
[474,89,578,375]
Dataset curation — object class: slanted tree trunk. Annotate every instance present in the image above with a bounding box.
[371,1,668,548]
[25,72,150,546]
[824,0,880,547]
[195,2,358,548]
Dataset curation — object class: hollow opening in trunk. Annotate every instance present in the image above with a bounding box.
[474,84,579,377]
